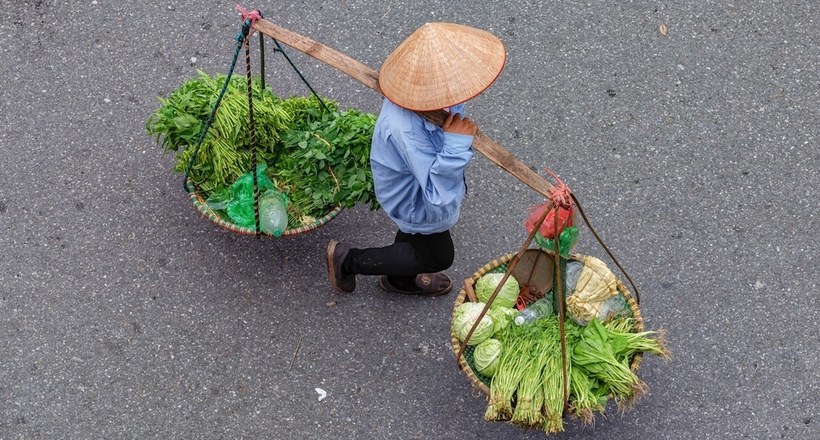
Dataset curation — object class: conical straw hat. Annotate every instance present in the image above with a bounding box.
[378,22,506,111]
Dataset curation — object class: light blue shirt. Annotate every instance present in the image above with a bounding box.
[370,99,474,234]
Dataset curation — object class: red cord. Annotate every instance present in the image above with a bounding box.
[235,4,262,29]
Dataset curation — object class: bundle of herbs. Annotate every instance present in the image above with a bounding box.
[483,324,531,421]
[476,308,668,433]
[509,322,556,427]
[276,105,378,225]
[146,71,379,230]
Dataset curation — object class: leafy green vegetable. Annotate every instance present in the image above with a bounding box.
[488,307,517,335]
[473,338,503,377]
[275,107,378,223]
[484,327,529,421]
[533,317,567,434]
[146,70,291,195]
[475,273,520,309]
[466,301,668,429]
[146,71,379,230]
[510,323,554,428]
[571,320,646,401]
[453,303,495,346]
[604,317,670,361]
[568,367,603,425]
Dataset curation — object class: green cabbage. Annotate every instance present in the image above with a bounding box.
[454,301,472,321]
[488,307,518,336]
[474,338,503,377]
[475,273,520,309]
[453,302,495,345]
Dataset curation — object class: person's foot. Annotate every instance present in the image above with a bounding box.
[326,240,355,293]
[379,272,453,297]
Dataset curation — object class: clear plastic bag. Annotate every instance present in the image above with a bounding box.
[565,261,584,293]
[259,191,288,237]
[569,294,630,326]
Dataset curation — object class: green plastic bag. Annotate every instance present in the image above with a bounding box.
[206,163,275,227]
[534,226,579,257]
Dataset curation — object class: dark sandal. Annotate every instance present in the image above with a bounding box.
[326,240,356,293]
[379,272,453,297]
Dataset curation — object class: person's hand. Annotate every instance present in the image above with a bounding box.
[442,112,478,136]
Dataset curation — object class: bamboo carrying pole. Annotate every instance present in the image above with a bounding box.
[252,19,556,198]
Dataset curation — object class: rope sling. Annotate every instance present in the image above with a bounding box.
[182,9,332,237]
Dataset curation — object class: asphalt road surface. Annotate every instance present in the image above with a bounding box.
[1,1,817,439]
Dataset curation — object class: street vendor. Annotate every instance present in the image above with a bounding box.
[326,22,506,296]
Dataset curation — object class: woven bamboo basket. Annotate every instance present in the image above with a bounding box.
[450,252,645,396]
[186,178,343,237]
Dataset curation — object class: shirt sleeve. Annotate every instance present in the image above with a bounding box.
[393,128,474,206]
[447,103,466,116]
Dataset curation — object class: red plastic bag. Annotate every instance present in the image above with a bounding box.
[524,202,575,239]
[524,169,575,239]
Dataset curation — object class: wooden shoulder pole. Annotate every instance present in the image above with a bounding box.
[253,19,555,198]
[253,20,380,92]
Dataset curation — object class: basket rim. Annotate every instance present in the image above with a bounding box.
[186,178,342,237]
[450,251,645,396]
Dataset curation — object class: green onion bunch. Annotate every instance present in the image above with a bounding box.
[477,309,669,433]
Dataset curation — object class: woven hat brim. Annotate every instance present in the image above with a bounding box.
[378,22,506,111]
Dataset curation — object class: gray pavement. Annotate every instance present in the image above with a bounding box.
[1,1,818,439]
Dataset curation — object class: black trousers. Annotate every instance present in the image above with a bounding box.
[343,230,454,288]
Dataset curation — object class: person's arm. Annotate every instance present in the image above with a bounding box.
[395,113,478,205]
